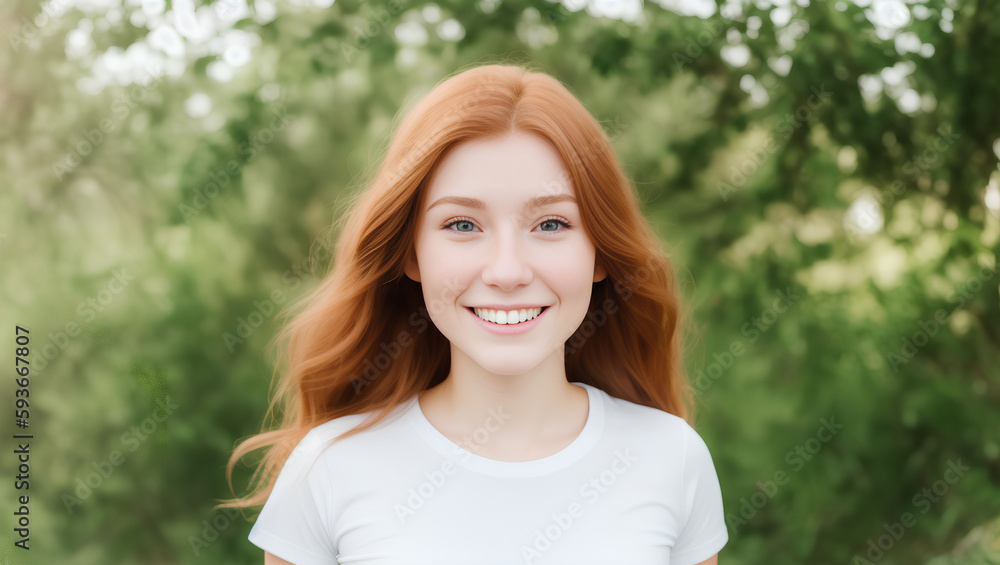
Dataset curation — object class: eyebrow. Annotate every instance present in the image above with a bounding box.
[426,194,578,212]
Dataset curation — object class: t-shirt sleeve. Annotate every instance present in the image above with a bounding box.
[248,431,339,564]
[670,423,729,565]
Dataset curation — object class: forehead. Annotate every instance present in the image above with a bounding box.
[423,132,574,206]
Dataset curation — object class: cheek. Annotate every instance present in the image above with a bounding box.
[417,236,459,273]
[543,243,597,294]
[418,244,477,297]
[548,238,595,269]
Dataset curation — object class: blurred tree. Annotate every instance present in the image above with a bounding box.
[0,0,997,564]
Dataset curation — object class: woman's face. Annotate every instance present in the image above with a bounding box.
[405,131,607,375]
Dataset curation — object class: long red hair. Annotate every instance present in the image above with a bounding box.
[218,62,693,512]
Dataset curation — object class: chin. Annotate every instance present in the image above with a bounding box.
[470,355,543,376]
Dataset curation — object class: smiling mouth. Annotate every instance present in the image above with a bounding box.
[466,306,549,325]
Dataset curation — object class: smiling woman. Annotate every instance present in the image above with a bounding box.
[404,131,605,360]
[217,62,729,565]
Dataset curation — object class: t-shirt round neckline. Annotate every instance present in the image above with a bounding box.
[405,382,605,478]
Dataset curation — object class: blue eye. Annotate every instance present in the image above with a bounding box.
[537,218,571,232]
[441,216,573,234]
[444,218,477,233]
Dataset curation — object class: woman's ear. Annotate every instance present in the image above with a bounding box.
[403,251,420,283]
[593,255,608,283]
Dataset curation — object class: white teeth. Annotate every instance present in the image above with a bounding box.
[473,307,544,325]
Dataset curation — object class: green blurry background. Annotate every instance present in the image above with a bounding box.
[1,0,999,563]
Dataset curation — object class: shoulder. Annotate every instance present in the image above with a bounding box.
[303,412,375,444]
[599,388,697,439]
[597,388,715,461]
[290,402,413,466]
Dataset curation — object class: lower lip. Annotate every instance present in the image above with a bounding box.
[466,307,549,335]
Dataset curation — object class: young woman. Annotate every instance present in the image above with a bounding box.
[219,63,729,565]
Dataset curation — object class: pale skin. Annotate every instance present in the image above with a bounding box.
[403,131,606,457]
[262,132,719,564]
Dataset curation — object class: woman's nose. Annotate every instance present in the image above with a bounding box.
[479,221,534,290]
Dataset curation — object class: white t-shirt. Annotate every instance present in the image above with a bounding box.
[248,382,729,565]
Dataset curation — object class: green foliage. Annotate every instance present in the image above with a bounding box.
[0,0,997,563]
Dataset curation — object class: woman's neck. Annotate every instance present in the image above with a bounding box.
[417,371,589,461]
